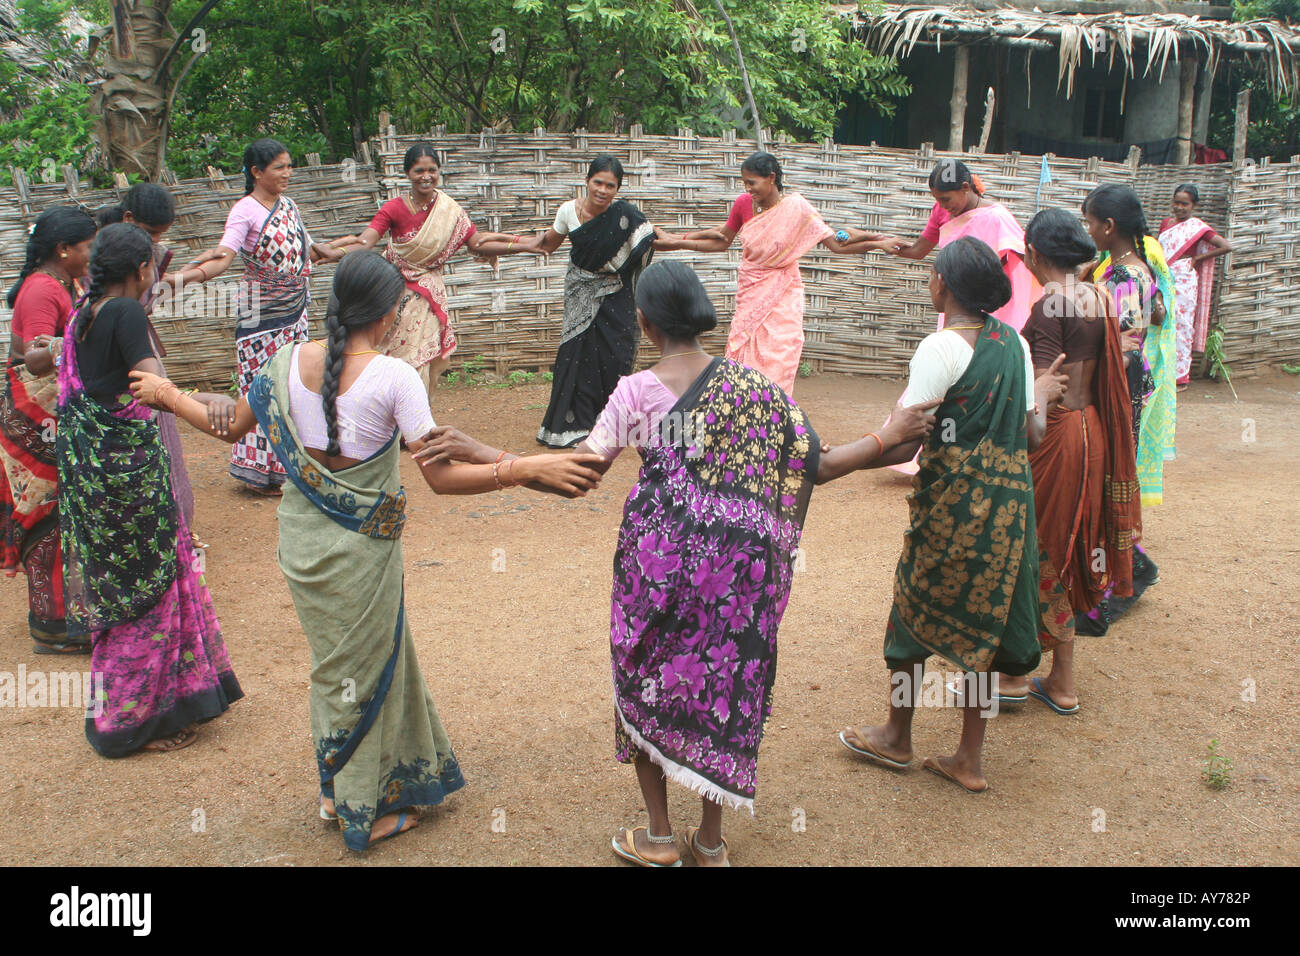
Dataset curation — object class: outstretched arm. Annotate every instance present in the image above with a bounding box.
[890,236,937,260]
[653,223,736,252]
[130,369,257,442]
[815,399,940,484]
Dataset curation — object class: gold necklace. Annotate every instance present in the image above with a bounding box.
[658,349,708,361]
[945,323,986,331]
[313,339,380,356]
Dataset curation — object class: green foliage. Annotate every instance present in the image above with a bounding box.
[0,0,100,185]
[1281,363,1300,374]
[1202,738,1234,790]
[798,360,813,378]
[1204,327,1239,401]
[164,0,390,176]
[1232,0,1299,21]
[376,0,905,141]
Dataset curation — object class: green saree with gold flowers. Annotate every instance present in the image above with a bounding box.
[248,347,464,851]
[885,320,1043,676]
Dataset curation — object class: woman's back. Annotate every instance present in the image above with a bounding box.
[288,343,433,466]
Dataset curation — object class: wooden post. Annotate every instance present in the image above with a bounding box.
[950,46,970,152]
[1233,88,1250,166]
[1176,56,1197,165]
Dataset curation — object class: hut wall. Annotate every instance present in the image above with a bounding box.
[2,133,1294,386]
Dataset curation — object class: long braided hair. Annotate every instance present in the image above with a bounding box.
[1083,184,1159,321]
[74,223,154,340]
[7,206,96,309]
[320,251,405,456]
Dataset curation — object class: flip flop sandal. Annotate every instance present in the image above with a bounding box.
[33,640,92,655]
[320,803,338,822]
[922,756,988,793]
[145,727,199,753]
[370,811,417,845]
[685,826,730,867]
[945,678,1027,705]
[838,729,912,769]
[1028,677,1080,716]
[610,826,681,867]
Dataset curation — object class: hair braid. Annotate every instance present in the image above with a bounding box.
[75,257,111,340]
[321,300,348,457]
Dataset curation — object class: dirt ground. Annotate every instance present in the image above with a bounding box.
[2,370,1297,867]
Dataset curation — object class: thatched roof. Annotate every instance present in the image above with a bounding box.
[846,3,1300,96]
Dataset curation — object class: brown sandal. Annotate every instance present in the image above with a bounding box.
[684,826,730,867]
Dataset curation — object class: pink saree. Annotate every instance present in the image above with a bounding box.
[725,192,833,395]
[1158,216,1218,384]
[936,201,1035,331]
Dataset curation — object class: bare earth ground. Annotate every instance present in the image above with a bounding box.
[2,370,1297,867]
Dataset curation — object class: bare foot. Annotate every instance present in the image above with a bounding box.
[841,725,913,766]
[143,726,198,752]
[369,810,419,844]
[923,755,988,793]
[614,826,680,866]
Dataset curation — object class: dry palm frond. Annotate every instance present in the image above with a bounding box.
[850,6,1300,97]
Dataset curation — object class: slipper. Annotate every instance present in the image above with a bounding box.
[33,640,92,655]
[370,810,417,845]
[1028,677,1080,716]
[922,756,988,793]
[945,678,1027,705]
[838,729,912,769]
[684,826,730,867]
[320,803,338,822]
[143,727,199,753]
[610,826,681,867]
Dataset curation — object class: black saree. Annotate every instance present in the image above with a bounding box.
[537,199,655,448]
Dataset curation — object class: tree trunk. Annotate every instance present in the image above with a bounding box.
[90,1,220,180]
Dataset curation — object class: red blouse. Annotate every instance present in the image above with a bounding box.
[11,273,72,343]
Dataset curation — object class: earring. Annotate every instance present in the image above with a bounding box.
[61,252,68,258]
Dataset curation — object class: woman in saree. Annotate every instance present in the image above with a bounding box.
[163,137,343,495]
[652,151,892,397]
[991,209,1140,715]
[1157,184,1231,389]
[57,224,242,755]
[328,141,530,404]
[132,251,605,849]
[511,261,935,866]
[2,206,95,652]
[100,183,226,545]
[839,237,1068,793]
[1076,185,1176,634]
[521,155,659,447]
[884,161,1035,332]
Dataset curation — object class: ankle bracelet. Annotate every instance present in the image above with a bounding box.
[693,833,724,856]
[646,830,676,844]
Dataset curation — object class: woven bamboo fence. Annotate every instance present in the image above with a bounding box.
[0,159,383,389]
[370,127,1147,379]
[1215,157,1300,372]
[3,129,1296,385]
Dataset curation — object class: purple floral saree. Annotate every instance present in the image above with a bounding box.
[611,358,818,811]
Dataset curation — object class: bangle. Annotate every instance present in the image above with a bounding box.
[863,431,885,456]
[494,449,508,464]
[504,457,517,487]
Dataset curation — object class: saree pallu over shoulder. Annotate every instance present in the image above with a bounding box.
[562,199,656,343]
[937,202,1035,330]
[253,347,462,850]
[886,320,1041,675]
[728,192,833,354]
[57,320,240,756]
[382,190,475,367]
[1095,242,1177,506]
[246,348,407,539]
[1,359,60,568]
[537,200,655,447]
[236,195,311,337]
[611,358,818,811]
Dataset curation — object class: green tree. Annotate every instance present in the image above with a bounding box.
[373,0,906,139]
[0,0,99,185]
[1207,0,1300,160]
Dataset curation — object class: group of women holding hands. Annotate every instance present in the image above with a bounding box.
[1,137,1221,862]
